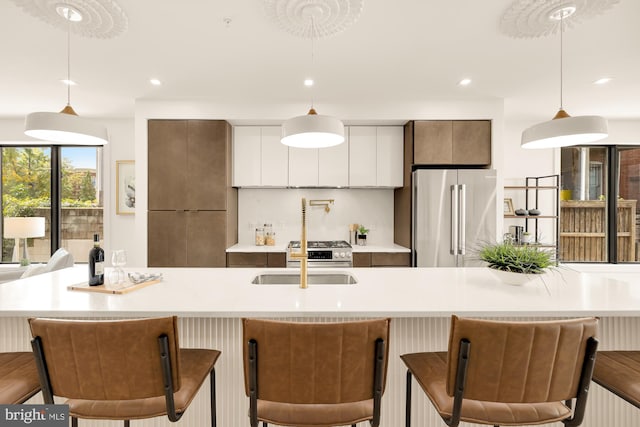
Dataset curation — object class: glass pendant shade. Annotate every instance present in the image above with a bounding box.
[25,108,109,146]
[521,110,608,149]
[281,108,345,148]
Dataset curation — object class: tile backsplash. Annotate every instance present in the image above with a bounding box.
[238,188,395,246]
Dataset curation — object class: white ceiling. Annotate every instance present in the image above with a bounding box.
[1,0,639,125]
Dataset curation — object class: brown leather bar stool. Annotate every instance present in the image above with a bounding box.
[29,316,220,427]
[401,315,598,427]
[242,318,391,427]
[0,352,40,404]
[593,351,640,408]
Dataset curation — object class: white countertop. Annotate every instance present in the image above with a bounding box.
[1,265,639,318]
[226,243,410,253]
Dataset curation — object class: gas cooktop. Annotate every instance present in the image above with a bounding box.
[288,240,352,249]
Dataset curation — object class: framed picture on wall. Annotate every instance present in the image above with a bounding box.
[116,160,135,215]
[503,198,515,216]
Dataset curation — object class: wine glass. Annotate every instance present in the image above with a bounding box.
[110,250,127,284]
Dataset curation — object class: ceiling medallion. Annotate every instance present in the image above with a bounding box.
[500,0,620,39]
[264,0,364,39]
[9,0,128,39]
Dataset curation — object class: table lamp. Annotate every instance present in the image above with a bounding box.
[4,217,45,266]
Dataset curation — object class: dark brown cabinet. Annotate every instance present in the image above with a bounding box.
[226,252,286,268]
[148,120,237,267]
[412,120,491,166]
[353,252,411,267]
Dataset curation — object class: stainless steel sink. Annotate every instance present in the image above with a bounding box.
[251,271,357,285]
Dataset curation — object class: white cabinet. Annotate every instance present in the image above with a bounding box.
[376,126,403,187]
[349,126,403,187]
[288,147,319,187]
[349,126,377,186]
[319,131,349,187]
[233,126,261,187]
[233,125,402,188]
[289,131,349,187]
[233,126,288,187]
[260,127,288,186]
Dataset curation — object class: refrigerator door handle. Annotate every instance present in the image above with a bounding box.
[450,184,458,255]
[459,184,466,255]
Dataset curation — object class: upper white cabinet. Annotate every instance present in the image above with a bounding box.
[233,126,288,187]
[288,147,319,187]
[349,126,403,187]
[318,135,349,187]
[233,125,402,188]
[376,126,403,187]
[289,131,349,187]
[260,127,289,186]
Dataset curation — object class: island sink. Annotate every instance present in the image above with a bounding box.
[251,271,357,285]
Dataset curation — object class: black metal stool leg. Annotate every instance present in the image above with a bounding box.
[124,421,130,427]
[406,370,413,427]
[211,369,217,427]
[71,417,78,427]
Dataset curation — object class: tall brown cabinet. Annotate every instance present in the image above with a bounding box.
[147,120,237,267]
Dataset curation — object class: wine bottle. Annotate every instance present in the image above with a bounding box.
[88,233,105,286]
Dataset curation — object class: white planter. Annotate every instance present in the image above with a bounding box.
[488,268,538,286]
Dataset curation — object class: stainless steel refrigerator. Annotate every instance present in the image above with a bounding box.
[412,169,497,267]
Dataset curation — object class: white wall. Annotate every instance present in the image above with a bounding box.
[238,188,394,246]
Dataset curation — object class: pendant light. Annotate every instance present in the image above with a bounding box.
[24,5,109,146]
[281,7,344,149]
[521,6,607,149]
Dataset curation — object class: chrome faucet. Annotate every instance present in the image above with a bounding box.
[289,197,308,289]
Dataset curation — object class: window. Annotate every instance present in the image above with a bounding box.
[1,146,103,264]
[560,146,640,263]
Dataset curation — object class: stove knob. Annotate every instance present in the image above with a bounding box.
[346,252,351,258]
[339,252,346,258]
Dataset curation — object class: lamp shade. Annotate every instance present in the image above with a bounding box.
[4,217,46,239]
[521,114,608,149]
[25,111,109,146]
[281,110,345,148]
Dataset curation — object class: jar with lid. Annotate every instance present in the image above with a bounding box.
[263,223,275,246]
[255,227,265,246]
[265,231,276,246]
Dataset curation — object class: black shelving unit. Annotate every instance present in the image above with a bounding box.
[504,174,560,261]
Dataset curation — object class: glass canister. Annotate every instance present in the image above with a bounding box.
[255,227,265,246]
[263,223,275,246]
[265,231,276,246]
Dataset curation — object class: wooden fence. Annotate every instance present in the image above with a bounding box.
[560,200,637,262]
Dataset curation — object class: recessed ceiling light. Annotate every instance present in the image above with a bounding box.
[458,78,472,86]
[304,79,314,87]
[149,78,162,86]
[60,79,77,86]
[593,77,612,85]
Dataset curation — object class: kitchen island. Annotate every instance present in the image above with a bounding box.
[1,265,639,427]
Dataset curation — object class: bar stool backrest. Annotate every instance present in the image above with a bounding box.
[242,318,390,404]
[28,316,181,400]
[446,315,598,403]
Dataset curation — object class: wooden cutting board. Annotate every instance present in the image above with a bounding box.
[68,279,161,294]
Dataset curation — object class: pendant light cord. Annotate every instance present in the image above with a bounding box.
[309,15,316,110]
[559,13,564,110]
[66,19,71,107]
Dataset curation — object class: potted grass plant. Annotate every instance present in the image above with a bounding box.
[479,241,553,285]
